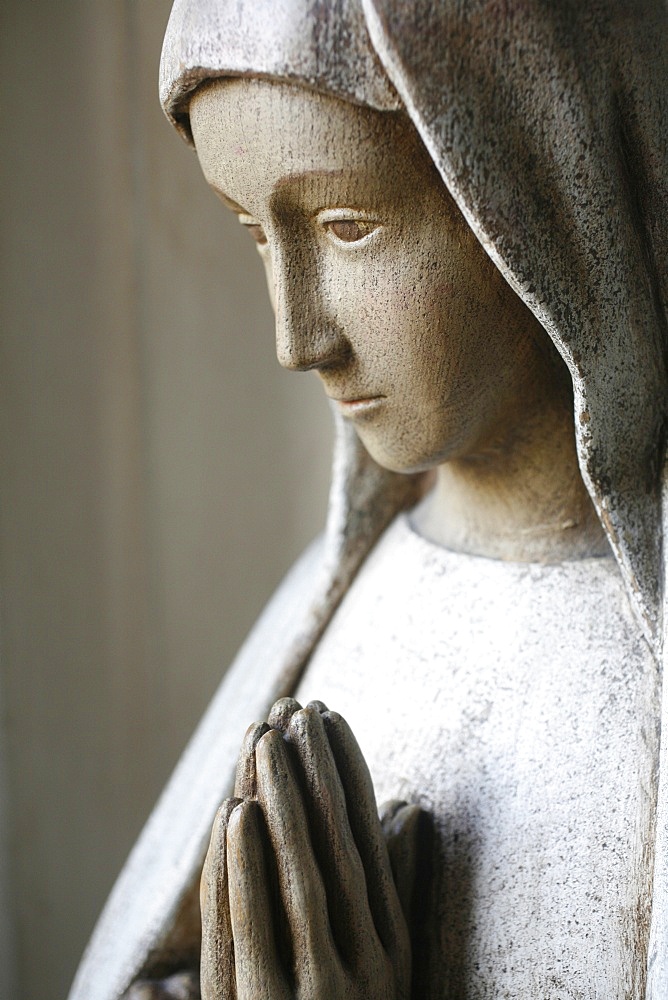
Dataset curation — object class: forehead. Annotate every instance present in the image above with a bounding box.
[190,78,431,209]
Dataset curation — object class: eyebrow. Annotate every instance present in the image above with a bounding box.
[273,168,346,190]
[211,168,349,214]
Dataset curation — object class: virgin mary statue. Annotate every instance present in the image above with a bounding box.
[69,1,667,998]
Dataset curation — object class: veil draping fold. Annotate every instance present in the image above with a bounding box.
[69,3,667,998]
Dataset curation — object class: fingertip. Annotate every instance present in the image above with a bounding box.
[215,796,243,828]
[285,704,329,755]
[321,708,343,730]
[235,721,270,797]
[285,704,312,736]
[268,696,302,731]
[207,797,243,863]
[227,797,263,846]
[257,725,285,748]
[255,728,302,816]
[382,801,424,842]
[255,725,287,772]
[321,710,356,756]
[243,719,271,742]
[307,698,329,714]
[233,796,257,820]
[378,799,408,827]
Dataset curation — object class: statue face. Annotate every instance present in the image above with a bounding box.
[191,79,548,474]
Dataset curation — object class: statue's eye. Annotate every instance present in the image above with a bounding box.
[325,219,378,243]
[242,223,268,246]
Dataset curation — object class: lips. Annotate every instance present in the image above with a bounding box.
[328,394,386,417]
[336,395,381,404]
[326,390,385,403]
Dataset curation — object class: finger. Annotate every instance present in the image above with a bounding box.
[381,800,432,997]
[286,706,377,965]
[254,728,338,977]
[305,699,328,714]
[226,799,290,1000]
[200,798,241,1000]
[323,711,410,963]
[267,697,302,733]
[379,801,426,925]
[234,722,270,798]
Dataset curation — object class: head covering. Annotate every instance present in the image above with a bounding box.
[363,0,668,652]
[160,0,401,139]
[68,5,668,998]
[160,0,668,650]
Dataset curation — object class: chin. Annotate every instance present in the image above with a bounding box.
[357,431,448,476]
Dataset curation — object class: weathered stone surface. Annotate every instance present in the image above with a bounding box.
[70,2,667,997]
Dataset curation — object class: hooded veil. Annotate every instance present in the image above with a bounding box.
[69,2,668,998]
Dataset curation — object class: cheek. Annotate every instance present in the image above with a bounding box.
[334,246,490,383]
[385,272,473,380]
[354,268,459,346]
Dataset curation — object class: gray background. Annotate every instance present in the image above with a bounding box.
[0,2,332,996]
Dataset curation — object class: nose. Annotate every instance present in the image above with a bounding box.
[272,247,350,372]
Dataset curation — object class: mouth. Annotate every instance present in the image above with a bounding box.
[329,394,386,417]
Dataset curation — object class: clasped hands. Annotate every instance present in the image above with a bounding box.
[126,698,420,1000]
[201,697,417,1000]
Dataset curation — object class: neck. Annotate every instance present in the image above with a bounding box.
[411,384,610,564]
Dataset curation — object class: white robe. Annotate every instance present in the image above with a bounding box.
[298,514,659,997]
[68,506,665,1000]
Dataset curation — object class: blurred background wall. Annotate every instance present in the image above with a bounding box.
[0,2,332,997]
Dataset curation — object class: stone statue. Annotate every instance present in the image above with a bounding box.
[68,1,667,998]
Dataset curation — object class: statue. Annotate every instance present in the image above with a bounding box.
[68,1,668,998]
